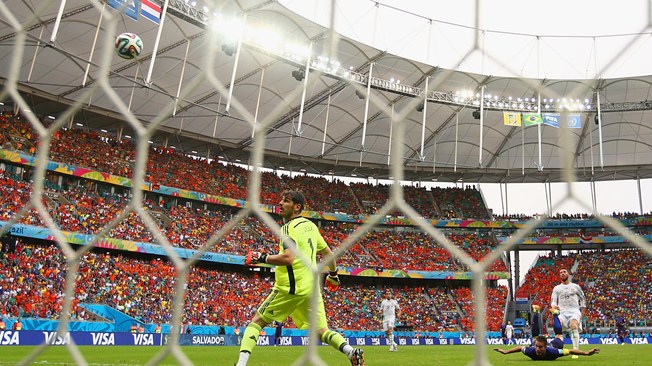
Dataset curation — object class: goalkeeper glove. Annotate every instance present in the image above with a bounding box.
[325,271,340,292]
[245,251,268,265]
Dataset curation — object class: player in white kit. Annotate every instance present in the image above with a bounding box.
[380,290,401,352]
[550,268,586,358]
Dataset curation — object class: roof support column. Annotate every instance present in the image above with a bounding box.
[637,175,643,215]
[504,181,509,217]
[252,68,265,138]
[361,63,374,149]
[82,2,105,86]
[596,90,604,170]
[322,94,331,156]
[547,180,553,216]
[296,43,313,134]
[537,92,542,171]
[213,96,222,138]
[145,0,170,86]
[479,85,485,167]
[50,0,67,43]
[454,112,460,172]
[173,39,192,116]
[128,64,140,111]
[225,14,247,114]
[387,104,393,165]
[419,77,429,161]
[590,179,597,213]
[27,26,45,82]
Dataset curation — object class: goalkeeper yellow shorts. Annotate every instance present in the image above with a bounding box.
[257,288,328,330]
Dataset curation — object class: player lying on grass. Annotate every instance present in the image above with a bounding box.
[494,306,599,361]
[493,335,600,360]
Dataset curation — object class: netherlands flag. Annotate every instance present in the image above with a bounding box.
[141,0,161,24]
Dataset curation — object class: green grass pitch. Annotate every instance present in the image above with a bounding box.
[0,344,650,365]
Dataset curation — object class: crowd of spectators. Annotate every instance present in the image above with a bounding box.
[514,250,652,328]
[0,172,507,272]
[494,211,652,221]
[450,286,508,331]
[431,186,489,220]
[2,110,651,334]
[1,110,498,218]
[0,240,502,332]
[574,249,652,327]
[286,175,360,215]
[0,240,273,326]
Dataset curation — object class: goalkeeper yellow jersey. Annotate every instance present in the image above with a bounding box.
[275,216,328,296]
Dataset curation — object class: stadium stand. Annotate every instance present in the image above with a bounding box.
[1,110,651,338]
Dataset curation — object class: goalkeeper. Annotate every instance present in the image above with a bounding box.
[235,190,365,366]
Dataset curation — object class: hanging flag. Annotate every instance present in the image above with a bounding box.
[141,0,162,24]
[542,113,560,128]
[567,114,582,129]
[523,113,543,127]
[108,0,139,21]
[503,112,522,127]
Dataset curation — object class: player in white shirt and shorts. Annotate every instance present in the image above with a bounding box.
[380,290,401,352]
[550,269,586,358]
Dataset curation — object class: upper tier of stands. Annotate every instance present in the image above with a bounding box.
[0,111,490,219]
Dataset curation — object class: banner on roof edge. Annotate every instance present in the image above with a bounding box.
[541,113,582,129]
[503,112,522,126]
[141,0,162,24]
[566,114,582,128]
[523,113,543,126]
[107,0,140,21]
[542,113,560,128]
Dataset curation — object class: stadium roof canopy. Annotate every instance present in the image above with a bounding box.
[1,0,652,184]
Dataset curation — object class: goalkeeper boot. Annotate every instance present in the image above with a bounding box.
[348,348,365,366]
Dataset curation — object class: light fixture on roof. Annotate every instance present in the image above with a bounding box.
[221,43,235,56]
[148,140,154,144]
[101,129,107,133]
[291,69,305,81]
[76,122,83,127]
[124,135,132,139]
[47,115,55,120]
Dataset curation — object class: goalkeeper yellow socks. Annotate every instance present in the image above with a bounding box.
[236,322,262,365]
[321,330,353,355]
